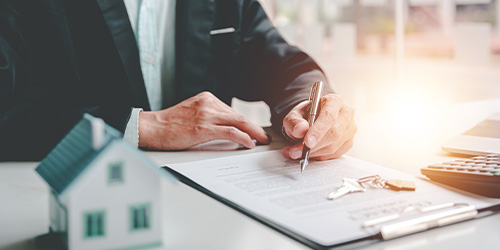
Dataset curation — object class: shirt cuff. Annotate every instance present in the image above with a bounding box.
[123,108,143,147]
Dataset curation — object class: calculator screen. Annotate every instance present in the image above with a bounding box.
[464,120,500,138]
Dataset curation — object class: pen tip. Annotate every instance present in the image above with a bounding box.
[300,159,307,173]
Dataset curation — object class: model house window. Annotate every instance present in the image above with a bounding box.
[84,211,105,238]
[108,162,123,184]
[130,203,151,231]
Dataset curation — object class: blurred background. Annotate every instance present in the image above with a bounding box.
[234,0,500,127]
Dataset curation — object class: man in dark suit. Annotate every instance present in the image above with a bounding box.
[0,0,356,161]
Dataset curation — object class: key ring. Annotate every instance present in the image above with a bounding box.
[358,175,387,189]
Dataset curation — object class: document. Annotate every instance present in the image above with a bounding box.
[165,150,500,247]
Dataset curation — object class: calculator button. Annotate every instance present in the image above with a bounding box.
[473,156,487,160]
[422,155,500,198]
[428,164,446,169]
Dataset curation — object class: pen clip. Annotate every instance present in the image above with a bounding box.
[306,84,315,115]
[308,83,317,102]
[308,81,323,119]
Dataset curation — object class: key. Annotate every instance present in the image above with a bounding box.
[328,178,366,200]
[385,179,416,191]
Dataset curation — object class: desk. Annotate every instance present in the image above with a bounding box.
[1,99,500,250]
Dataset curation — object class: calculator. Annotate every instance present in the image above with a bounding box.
[421,154,500,198]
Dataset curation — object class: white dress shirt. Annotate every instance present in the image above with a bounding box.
[123,0,176,147]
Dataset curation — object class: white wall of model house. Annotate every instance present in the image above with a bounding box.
[61,141,162,250]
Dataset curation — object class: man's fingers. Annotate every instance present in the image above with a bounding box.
[216,113,270,144]
[282,145,292,158]
[282,108,357,160]
[331,139,354,158]
[282,143,305,160]
[193,97,269,144]
[283,101,309,140]
[303,97,341,148]
[283,118,355,160]
[281,94,356,161]
[211,126,255,149]
[311,109,356,150]
[310,139,354,161]
[283,136,355,161]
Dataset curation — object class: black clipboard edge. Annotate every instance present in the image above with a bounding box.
[478,203,500,213]
[162,166,379,249]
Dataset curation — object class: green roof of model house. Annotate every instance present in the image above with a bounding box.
[36,114,122,194]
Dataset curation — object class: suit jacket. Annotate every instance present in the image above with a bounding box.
[0,0,331,161]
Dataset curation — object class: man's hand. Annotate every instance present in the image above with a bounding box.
[138,92,271,150]
[282,94,357,160]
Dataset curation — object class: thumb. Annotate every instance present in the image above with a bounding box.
[282,101,310,140]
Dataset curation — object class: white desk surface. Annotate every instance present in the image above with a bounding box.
[1,99,500,250]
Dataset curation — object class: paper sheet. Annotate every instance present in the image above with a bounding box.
[166,150,500,246]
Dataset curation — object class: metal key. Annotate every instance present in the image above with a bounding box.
[328,178,366,200]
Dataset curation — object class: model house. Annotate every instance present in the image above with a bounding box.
[36,114,166,250]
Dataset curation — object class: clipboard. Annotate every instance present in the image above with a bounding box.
[162,167,378,249]
[162,151,500,249]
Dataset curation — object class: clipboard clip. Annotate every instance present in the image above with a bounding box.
[362,202,478,240]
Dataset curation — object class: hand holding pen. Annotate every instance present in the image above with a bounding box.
[281,82,357,169]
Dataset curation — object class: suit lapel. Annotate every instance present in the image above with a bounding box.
[96,0,150,110]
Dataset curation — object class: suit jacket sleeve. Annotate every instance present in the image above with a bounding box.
[0,1,131,161]
[233,0,334,131]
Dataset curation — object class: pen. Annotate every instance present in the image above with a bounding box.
[300,81,323,173]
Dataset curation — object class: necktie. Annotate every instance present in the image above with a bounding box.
[137,0,162,111]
